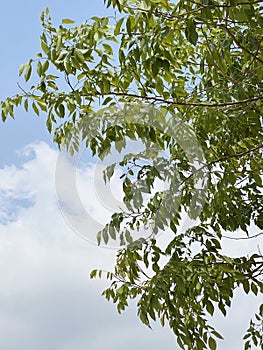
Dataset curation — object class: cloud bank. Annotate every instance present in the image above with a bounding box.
[0,142,176,350]
[0,141,261,350]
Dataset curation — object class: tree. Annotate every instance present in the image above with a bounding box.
[1,0,263,348]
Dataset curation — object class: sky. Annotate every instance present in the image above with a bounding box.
[0,1,262,350]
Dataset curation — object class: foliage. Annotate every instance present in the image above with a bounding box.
[1,0,263,349]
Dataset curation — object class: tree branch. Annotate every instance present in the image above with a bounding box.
[224,26,263,65]
[181,143,263,186]
[222,232,263,240]
[85,91,263,108]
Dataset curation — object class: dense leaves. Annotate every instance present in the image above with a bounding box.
[1,1,263,349]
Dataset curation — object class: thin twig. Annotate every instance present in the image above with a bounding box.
[181,143,263,186]
[224,26,263,65]
[223,232,263,240]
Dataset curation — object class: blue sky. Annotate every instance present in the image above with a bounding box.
[0,1,262,350]
[0,0,110,166]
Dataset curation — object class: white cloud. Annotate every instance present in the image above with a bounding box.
[0,141,261,350]
[0,142,176,350]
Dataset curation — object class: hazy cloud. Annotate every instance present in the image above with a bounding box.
[0,142,176,350]
[0,142,260,350]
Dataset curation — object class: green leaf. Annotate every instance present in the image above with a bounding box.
[218,301,226,316]
[42,60,49,73]
[243,279,250,294]
[90,269,97,278]
[62,18,75,24]
[74,49,85,64]
[208,337,217,350]
[126,17,132,35]
[102,43,113,55]
[212,330,224,340]
[41,40,50,55]
[125,230,133,244]
[185,19,198,45]
[37,61,42,76]
[24,99,28,112]
[103,228,109,244]
[251,282,258,295]
[37,100,47,112]
[152,62,159,77]
[102,96,113,105]
[24,64,32,82]
[46,117,52,133]
[114,17,124,35]
[32,102,39,116]
[97,231,102,246]
[109,225,116,240]
[19,64,26,76]
[206,300,215,315]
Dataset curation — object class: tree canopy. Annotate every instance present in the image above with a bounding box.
[1,0,263,349]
